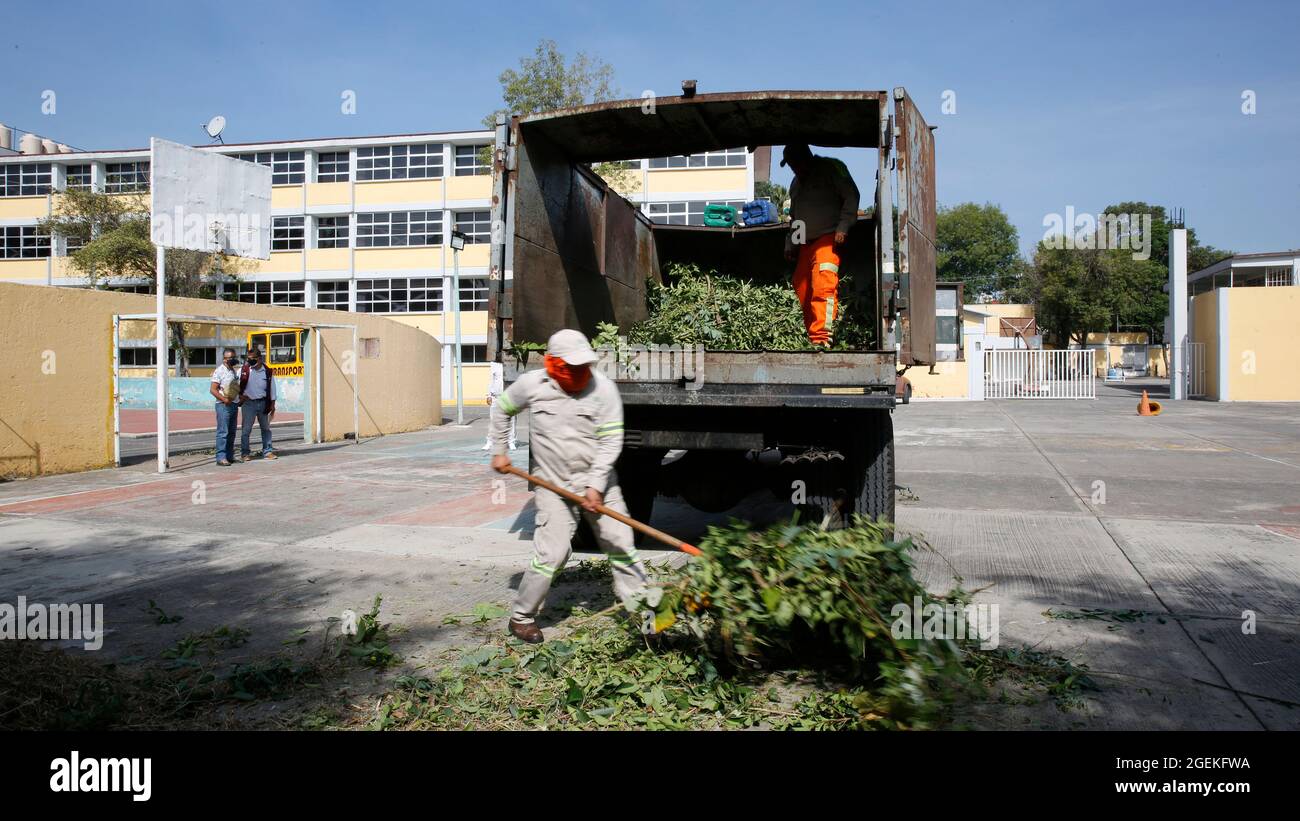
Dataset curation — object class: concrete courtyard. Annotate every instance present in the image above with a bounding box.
[1,387,1297,729]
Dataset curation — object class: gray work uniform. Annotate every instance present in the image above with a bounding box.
[490,368,648,624]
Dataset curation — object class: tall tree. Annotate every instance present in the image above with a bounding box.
[935,202,1021,298]
[1021,242,1110,348]
[39,188,246,375]
[484,39,631,190]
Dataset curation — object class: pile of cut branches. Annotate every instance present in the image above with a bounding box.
[627,263,875,350]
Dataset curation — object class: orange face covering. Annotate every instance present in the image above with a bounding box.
[544,354,592,395]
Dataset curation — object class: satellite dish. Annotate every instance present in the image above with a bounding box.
[203,115,226,143]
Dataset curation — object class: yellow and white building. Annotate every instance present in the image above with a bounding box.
[0,127,759,403]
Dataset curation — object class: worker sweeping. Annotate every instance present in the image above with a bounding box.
[489,329,651,644]
[781,143,861,347]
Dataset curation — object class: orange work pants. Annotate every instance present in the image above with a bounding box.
[793,234,840,345]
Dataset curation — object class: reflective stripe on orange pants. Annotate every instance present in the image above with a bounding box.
[794,234,840,345]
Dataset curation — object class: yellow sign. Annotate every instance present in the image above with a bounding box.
[820,387,866,395]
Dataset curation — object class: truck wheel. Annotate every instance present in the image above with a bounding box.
[615,450,664,543]
[849,411,895,527]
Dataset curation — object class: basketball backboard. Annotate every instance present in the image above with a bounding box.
[149,137,272,260]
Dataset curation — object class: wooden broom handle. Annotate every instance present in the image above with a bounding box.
[503,465,701,556]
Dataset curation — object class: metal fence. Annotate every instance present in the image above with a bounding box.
[984,348,1096,399]
[1185,341,1207,398]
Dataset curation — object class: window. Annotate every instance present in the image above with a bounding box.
[268,332,298,364]
[644,200,746,226]
[272,216,305,251]
[1265,266,1292,287]
[454,144,490,176]
[229,280,306,306]
[2,163,53,196]
[316,215,349,248]
[65,165,93,191]
[649,147,747,169]
[119,347,177,367]
[356,211,442,247]
[454,210,490,244]
[315,151,349,183]
[1,226,50,259]
[459,344,488,363]
[233,151,305,185]
[104,162,149,193]
[356,277,442,313]
[315,280,350,310]
[187,347,217,366]
[459,277,488,310]
[64,232,89,254]
[356,144,443,181]
[105,283,152,294]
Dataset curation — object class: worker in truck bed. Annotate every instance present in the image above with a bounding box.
[781,143,861,346]
[489,329,651,644]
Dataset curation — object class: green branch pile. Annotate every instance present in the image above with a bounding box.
[376,518,975,730]
[627,263,875,351]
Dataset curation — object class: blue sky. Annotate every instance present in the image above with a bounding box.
[2,0,1296,255]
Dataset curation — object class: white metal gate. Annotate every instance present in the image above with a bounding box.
[1184,341,1206,398]
[984,349,1096,399]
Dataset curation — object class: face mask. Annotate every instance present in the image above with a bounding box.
[544,354,591,395]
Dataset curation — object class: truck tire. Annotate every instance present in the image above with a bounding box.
[849,411,895,527]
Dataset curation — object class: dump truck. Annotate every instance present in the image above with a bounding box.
[488,88,936,529]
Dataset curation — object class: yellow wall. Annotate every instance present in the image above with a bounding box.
[444,175,491,200]
[646,168,747,195]
[0,196,49,219]
[271,186,304,209]
[388,312,488,337]
[355,180,443,206]
[306,248,350,271]
[0,259,48,281]
[355,247,441,271]
[444,364,491,405]
[306,182,350,207]
[246,252,303,275]
[0,281,441,479]
[455,244,490,267]
[1224,286,1300,401]
[1191,290,1221,400]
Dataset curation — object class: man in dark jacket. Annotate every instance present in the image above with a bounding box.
[238,344,278,461]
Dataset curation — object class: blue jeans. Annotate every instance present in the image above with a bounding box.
[240,398,274,456]
[215,401,239,463]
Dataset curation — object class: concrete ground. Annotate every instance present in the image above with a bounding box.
[1,392,1297,729]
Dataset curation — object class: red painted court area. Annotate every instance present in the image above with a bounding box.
[120,409,304,434]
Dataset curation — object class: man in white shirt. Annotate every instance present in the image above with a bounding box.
[209,348,241,466]
[238,345,278,461]
[482,361,517,451]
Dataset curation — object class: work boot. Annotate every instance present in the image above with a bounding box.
[508,619,543,644]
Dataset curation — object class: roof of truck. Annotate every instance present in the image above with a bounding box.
[516,89,889,163]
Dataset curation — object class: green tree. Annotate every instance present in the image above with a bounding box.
[39,188,246,375]
[754,180,788,208]
[935,202,1021,298]
[484,38,631,190]
[1021,241,1110,348]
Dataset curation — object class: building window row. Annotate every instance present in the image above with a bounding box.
[1,163,52,197]
[233,151,306,186]
[1,225,50,259]
[356,210,442,248]
[644,200,747,226]
[357,144,444,182]
[104,161,150,193]
[648,147,747,169]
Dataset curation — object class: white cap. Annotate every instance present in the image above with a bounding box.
[547,328,598,366]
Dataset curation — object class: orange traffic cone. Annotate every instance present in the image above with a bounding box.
[1137,390,1162,416]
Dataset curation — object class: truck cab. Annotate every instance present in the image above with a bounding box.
[489,88,937,528]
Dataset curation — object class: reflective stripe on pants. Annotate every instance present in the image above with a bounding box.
[793,234,841,345]
[511,478,650,624]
